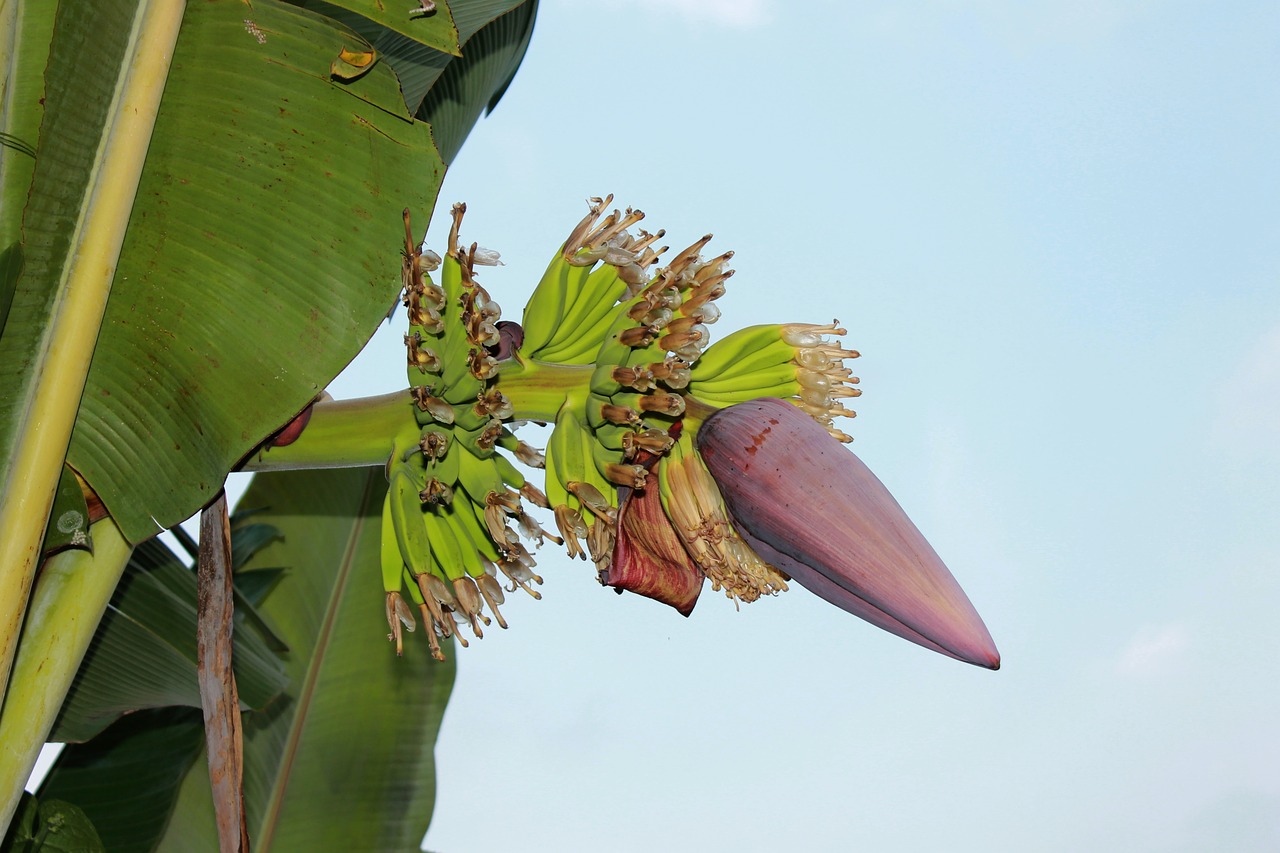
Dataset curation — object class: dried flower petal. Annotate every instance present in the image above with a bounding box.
[385,591,416,656]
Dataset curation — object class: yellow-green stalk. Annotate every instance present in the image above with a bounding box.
[0,519,134,832]
[0,0,184,735]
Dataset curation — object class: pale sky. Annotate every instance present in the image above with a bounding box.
[62,1,1280,850]
[394,2,1279,850]
[326,2,1280,850]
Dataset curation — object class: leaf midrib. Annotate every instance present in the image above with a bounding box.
[254,471,377,849]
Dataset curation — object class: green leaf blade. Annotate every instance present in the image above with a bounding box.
[416,0,537,163]
[0,0,144,480]
[39,709,203,853]
[0,0,56,329]
[0,0,53,233]
[154,469,456,850]
[293,0,461,56]
[64,0,444,543]
[51,539,289,744]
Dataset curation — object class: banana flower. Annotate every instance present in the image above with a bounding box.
[697,397,1000,669]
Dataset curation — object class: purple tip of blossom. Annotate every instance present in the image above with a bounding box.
[697,397,1000,669]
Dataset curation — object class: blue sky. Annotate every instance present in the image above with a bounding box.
[323,1,1280,850]
[57,1,1272,850]
[20,2,1278,848]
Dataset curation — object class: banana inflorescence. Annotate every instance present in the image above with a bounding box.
[381,205,554,661]
[517,197,862,606]
[380,197,864,659]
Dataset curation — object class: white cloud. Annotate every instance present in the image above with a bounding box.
[1115,623,1189,676]
[869,1,1158,54]
[567,0,771,29]
[958,0,1158,48]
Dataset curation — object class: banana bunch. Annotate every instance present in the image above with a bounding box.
[627,315,859,606]
[688,321,863,442]
[648,321,861,604]
[379,196,867,656]
[381,205,557,661]
[518,197,737,579]
[520,196,665,363]
[368,197,1002,671]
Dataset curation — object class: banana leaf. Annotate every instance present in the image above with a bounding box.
[2,0,538,548]
[38,709,203,853]
[290,0,535,156]
[148,468,457,850]
[58,0,444,543]
[1,791,104,852]
[3,0,534,839]
[0,0,54,333]
[37,470,455,850]
[0,0,442,549]
[418,0,537,162]
[49,530,288,744]
[289,0,462,57]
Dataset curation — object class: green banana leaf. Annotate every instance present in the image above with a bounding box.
[49,530,288,744]
[0,0,51,314]
[38,709,203,853]
[289,0,462,116]
[57,0,444,543]
[290,0,534,154]
[149,468,457,850]
[39,467,92,557]
[38,470,455,850]
[2,0,538,550]
[0,0,144,500]
[4,0,534,840]
[0,0,441,545]
[419,0,537,163]
[0,0,54,333]
[290,0,462,57]
[0,243,20,347]
[1,791,104,852]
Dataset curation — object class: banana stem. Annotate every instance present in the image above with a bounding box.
[0,0,185,720]
[241,391,411,472]
[496,358,592,422]
[0,518,134,834]
[243,361,592,472]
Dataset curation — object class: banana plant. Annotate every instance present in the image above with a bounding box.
[0,0,535,838]
[1,0,1001,846]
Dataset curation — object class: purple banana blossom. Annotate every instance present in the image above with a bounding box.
[697,397,1000,669]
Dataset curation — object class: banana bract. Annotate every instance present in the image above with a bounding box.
[369,196,998,669]
[698,398,1000,668]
